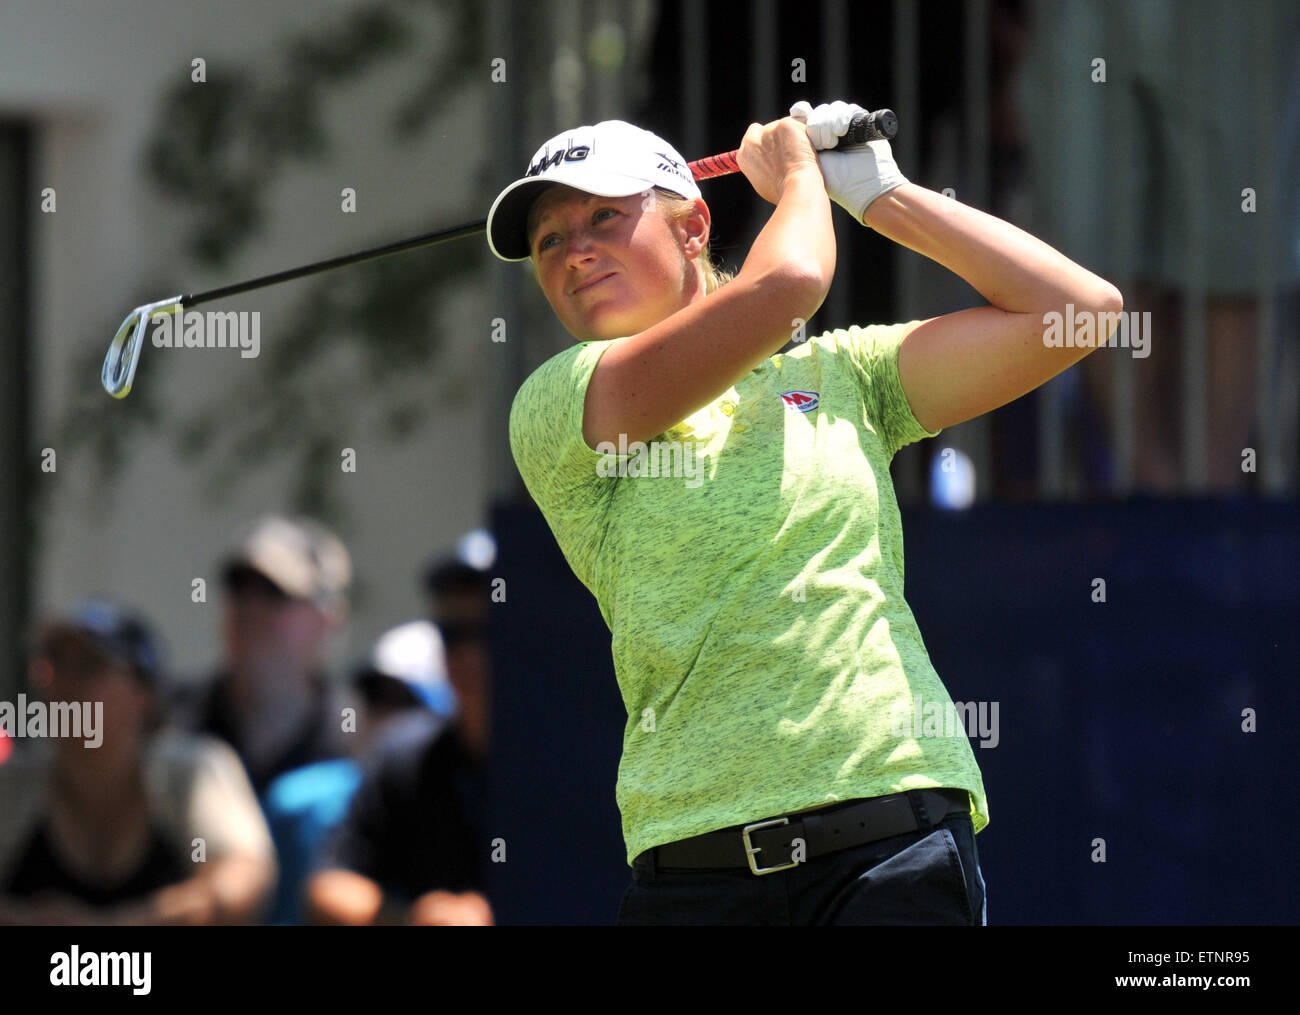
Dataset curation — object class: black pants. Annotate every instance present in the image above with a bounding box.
[616,808,986,926]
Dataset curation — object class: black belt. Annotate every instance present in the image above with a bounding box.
[645,788,971,875]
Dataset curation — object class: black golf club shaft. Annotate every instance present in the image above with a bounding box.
[183,218,488,308]
[103,107,898,398]
[179,108,896,307]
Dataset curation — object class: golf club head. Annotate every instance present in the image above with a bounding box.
[102,296,182,398]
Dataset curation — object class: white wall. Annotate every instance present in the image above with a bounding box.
[1,0,494,678]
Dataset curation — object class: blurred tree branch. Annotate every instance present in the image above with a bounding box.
[60,0,486,525]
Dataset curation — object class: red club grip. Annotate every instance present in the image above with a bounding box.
[688,151,740,181]
[688,109,899,183]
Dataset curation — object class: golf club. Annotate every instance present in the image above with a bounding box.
[101,108,898,398]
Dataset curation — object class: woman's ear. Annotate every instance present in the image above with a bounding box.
[682,198,710,258]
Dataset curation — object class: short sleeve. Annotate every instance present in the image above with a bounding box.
[508,340,621,584]
[832,320,941,458]
[147,731,276,865]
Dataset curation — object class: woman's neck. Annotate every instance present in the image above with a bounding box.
[48,742,153,885]
[53,740,147,815]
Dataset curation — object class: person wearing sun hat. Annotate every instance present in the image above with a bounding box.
[166,515,354,797]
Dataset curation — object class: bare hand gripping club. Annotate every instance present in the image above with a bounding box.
[101,109,898,397]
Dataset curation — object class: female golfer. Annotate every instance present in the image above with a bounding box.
[487,101,1121,925]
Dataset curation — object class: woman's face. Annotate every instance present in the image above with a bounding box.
[30,639,152,756]
[527,184,707,341]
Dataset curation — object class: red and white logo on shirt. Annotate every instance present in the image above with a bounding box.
[780,390,820,413]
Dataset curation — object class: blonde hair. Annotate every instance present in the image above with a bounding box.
[526,186,736,296]
[650,187,736,296]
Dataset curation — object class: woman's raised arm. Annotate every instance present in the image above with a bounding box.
[865,183,1123,433]
[580,117,837,450]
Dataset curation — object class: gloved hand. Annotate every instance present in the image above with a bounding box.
[790,100,908,224]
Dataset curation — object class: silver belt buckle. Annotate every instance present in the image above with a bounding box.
[741,817,799,875]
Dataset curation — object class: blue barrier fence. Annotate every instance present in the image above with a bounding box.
[486,498,1299,924]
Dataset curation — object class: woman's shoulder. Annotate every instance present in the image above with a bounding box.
[142,729,272,851]
[146,725,234,763]
[516,339,618,395]
[814,321,919,353]
[142,728,251,804]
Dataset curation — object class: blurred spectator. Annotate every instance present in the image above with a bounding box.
[0,602,275,925]
[352,620,458,739]
[914,0,1040,499]
[424,556,491,632]
[424,553,492,751]
[1019,0,1300,494]
[262,620,454,924]
[167,515,353,796]
[304,617,490,926]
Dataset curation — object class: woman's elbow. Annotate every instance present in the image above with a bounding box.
[1083,278,1123,317]
[1101,280,1123,316]
[780,263,833,322]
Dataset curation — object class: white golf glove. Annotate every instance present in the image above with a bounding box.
[790,100,908,224]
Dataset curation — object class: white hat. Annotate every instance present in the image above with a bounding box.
[222,515,351,618]
[364,620,453,715]
[486,119,701,262]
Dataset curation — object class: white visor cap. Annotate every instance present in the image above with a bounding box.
[486,119,701,262]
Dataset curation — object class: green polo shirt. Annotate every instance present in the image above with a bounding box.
[509,321,989,866]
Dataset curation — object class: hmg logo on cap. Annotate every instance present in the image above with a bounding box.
[527,140,592,178]
[780,390,820,413]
